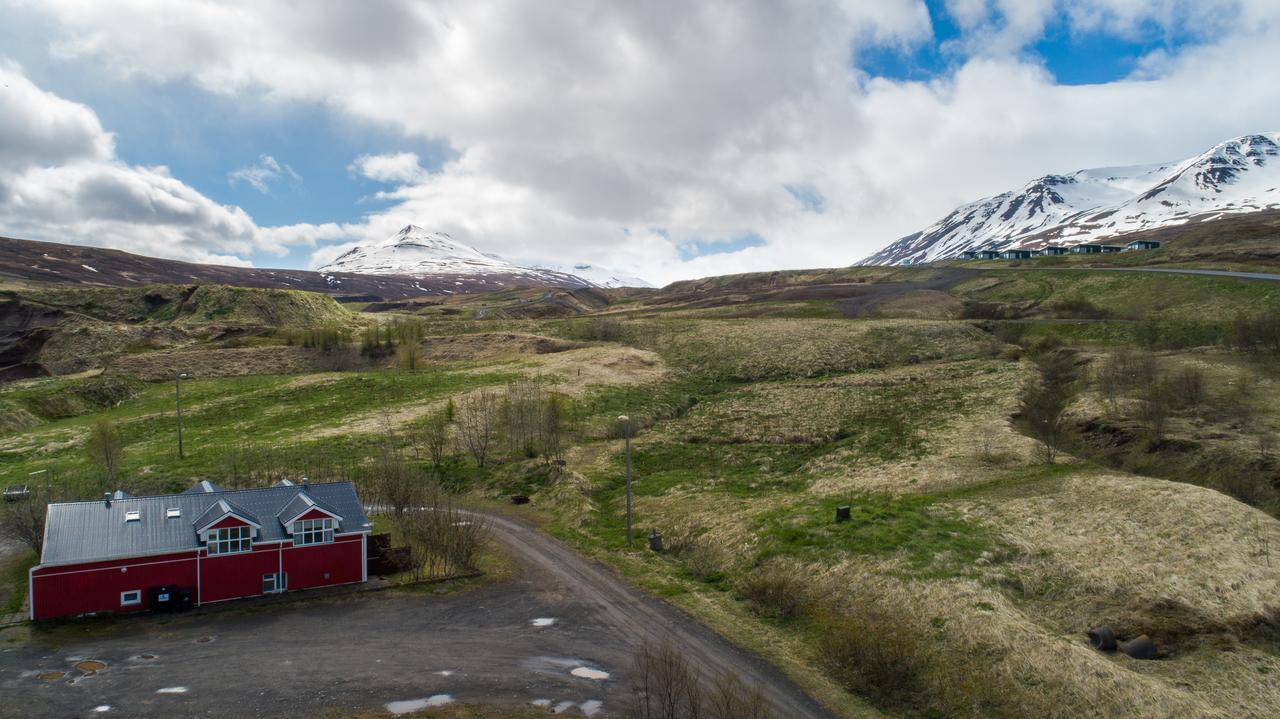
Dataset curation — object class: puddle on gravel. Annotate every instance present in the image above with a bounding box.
[435,670,455,677]
[92,706,111,714]
[75,660,107,673]
[531,617,557,627]
[386,695,454,714]
[542,699,604,716]
[131,654,158,662]
[570,667,610,680]
[156,687,188,694]
[38,671,65,682]
[193,635,216,644]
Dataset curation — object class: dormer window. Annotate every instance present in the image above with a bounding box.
[208,526,252,555]
[293,518,334,545]
[124,510,141,522]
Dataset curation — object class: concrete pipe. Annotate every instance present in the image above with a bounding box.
[1119,635,1157,660]
[1087,625,1117,652]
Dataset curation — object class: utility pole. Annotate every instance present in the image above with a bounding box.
[619,415,633,546]
[175,372,190,459]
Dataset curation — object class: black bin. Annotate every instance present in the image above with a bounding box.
[176,588,195,613]
[148,586,178,613]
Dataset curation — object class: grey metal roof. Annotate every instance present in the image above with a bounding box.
[276,492,343,524]
[41,481,370,566]
[192,497,260,531]
[182,480,225,494]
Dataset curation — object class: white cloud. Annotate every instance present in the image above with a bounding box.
[0,62,341,264]
[5,1,1280,284]
[228,154,301,193]
[349,152,426,184]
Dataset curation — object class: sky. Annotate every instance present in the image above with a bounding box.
[0,1,1277,286]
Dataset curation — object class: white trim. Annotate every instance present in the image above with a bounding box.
[33,555,197,579]
[279,502,343,532]
[120,589,142,606]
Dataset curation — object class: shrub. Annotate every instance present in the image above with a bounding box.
[625,641,772,719]
[735,560,812,621]
[813,603,925,708]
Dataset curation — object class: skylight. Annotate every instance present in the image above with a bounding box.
[124,510,141,522]
[166,508,181,519]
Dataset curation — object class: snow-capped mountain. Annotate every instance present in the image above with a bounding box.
[862,133,1280,265]
[534,262,654,288]
[317,225,591,288]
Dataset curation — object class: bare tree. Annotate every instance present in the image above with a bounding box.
[419,411,451,470]
[541,394,566,463]
[86,419,124,489]
[394,486,490,580]
[376,441,424,517]
[503,380,545,458]
[458,390,499,466]
[1018,350,1080,464]
[0,490,47,555]
[397,341,423,370]
[627,641,772,719]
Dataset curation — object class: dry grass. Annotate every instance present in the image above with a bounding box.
[655,319,993,380]
[106,345,365,380]
[871,289,964,320]
[521,345,668,394]
[418,332,580,361]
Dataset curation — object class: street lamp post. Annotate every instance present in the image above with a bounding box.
[618,415,633,546]
[175,372,190,459]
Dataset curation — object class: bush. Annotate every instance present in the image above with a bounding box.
[813,603,925,708]
[1048,296,1109,319]
[735,560,812,620]
[625,641,772,719]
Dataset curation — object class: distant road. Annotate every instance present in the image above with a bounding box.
[992,266,1280,282]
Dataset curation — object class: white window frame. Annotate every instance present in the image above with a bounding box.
[293,518,334,546]
[207,525,253,555]
[121,589,142,606]
[262,572,288,594]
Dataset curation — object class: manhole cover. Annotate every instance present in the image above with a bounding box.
[38,671,65,682]
[75,660,107,673]
[194,635,216,644]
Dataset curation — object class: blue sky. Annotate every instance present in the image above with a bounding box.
[859,0,1199,85]
[0,1,1272,283]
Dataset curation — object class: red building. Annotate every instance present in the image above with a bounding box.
[29,479,371,621]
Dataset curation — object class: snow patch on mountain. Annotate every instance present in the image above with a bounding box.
[316,225,590,287]
[534,262,654,288]
[862,133,1280,265]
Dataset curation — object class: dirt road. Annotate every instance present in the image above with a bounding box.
[484,512,839,719]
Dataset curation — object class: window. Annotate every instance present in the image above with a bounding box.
[293,518,334,545]
[121,590,142,606]
[124,510,140,522]
[262,572,287,593]
[165,508,181,519]
[207,525,252,555]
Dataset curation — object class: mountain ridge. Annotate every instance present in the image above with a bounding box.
[318,225,653,288]
[862,132,1280,265]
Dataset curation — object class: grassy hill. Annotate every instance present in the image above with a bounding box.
[5,267,1280,717]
